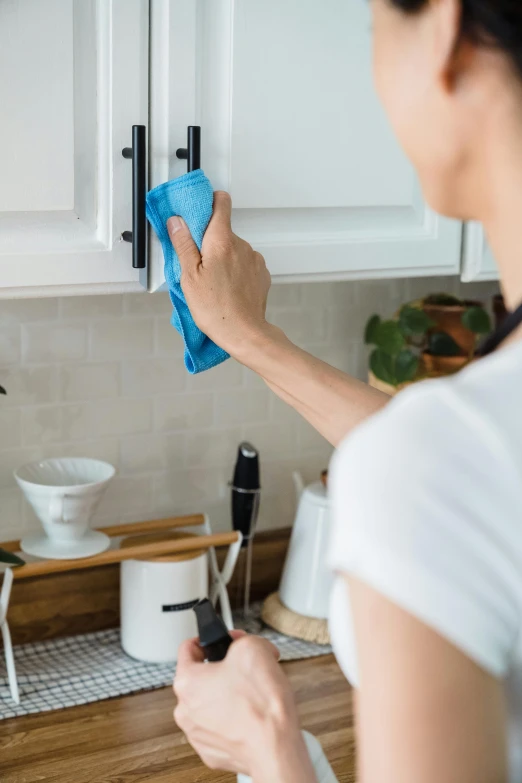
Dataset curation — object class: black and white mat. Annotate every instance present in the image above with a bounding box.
[0,608,331,719]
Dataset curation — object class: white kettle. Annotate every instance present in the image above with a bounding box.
[279,472,333,620]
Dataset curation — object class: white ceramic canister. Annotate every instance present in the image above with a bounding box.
[120,533,208,663]
[278,475,333,620]
[237,731,338,783]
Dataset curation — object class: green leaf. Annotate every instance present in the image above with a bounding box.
[370,348,397,385]
[461,306,491,334]
[395,350,419,384]
[399,305,435,337]
[428,332,461,357]
[423,293,463,307]
[364,314,381,345]
[0,548,25,566]
[373,320,405,356]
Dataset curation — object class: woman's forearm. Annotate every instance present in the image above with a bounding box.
[236,323,389,446]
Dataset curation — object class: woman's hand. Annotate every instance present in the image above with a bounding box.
[173,632,310,780]
[167,191,272,358]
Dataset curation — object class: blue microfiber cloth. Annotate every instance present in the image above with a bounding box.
[146,169,229,374]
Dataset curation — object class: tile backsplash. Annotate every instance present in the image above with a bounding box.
[0,277,497,541]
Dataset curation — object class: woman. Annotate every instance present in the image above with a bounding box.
[169,1,522,781]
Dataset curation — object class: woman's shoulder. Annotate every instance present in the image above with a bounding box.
[336,342,522,484]
[329,360,522,677]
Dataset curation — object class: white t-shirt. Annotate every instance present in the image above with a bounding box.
[329,339,522,783]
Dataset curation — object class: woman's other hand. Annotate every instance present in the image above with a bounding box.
[167,191,272,358]
[173,632,306,779]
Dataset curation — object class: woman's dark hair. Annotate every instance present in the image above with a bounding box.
[390,1,522,78]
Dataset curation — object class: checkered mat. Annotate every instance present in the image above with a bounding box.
[0,606,331,719]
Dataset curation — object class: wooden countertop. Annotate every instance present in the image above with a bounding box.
[0,655,355,782]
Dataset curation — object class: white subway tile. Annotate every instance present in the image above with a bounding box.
[187,359,243,392]
[301,281,355,308]
[21,404,94,447]
[154,466,229,512]
[326,307,367,343]
[95,476,154,520]
[122,358,185,396]
[90,319,154,360]
[22,323,88,363]
[241,419,298,460]
[154,317,185,357]
[124,291,172,315]
[0,298,59,323]
[267,307,327,345]
[186,427,242,468]
[60,295,123,319]
[21,406,63,446]
[0,366,61,407]
[119,432,184,475]
[0,488,24,539]
[0,278,451,540]
[62,404,95,442]
[243,367,266,389]
[62,362,120,401]
[93,398,152,437]
[0,325,21,365]
[0,448,42,490]
[214,389,270,427]
[163,432,186,471]
[154,393,214,432]
[0,409,21,450]
[268,284,302,307]
[297,418,334,457]
[41,439,120,467]
[256,491,297,532]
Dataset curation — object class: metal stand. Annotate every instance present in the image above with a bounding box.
[204,515,242,630]
[1,569,19,704]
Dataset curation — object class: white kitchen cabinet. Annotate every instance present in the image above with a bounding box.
[462,222,499,282]
[0,0,148,298]
[147,0,462,291]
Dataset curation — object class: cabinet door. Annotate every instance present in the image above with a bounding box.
[461,223,498,282]
[0,0,148,298]
[148,0,461,291]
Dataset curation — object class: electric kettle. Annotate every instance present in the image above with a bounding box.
[278,472,333,620]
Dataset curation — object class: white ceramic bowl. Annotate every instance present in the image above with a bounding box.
[15,458,115,544]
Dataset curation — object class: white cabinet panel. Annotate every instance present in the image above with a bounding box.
[148,0,461,291]
[462,222,499,282]
[0,0,148,298]
[0,0,74,213]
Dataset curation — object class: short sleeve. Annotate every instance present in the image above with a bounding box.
[328,382,522,677]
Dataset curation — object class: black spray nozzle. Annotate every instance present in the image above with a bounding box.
[193,599,233,662]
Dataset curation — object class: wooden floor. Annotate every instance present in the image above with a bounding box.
[0,655,355,783]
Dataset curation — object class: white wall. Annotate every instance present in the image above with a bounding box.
[0,277,497,541]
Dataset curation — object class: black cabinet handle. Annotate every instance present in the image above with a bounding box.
[122,125,147,269]
[176,126,201,172]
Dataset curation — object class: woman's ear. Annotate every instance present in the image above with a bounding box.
[431,0,465,91]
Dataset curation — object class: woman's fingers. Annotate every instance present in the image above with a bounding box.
[176,637,206,668]
[167,216,201,274]
[208,191,233,235]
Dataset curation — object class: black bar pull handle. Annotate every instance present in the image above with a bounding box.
[176,126,201,173]
[122,125,147,269]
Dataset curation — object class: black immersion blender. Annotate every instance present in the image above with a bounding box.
[230,442,261,632]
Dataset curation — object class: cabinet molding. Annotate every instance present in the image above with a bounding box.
[462,222,499,282]
[0,0,148,297]
[148,0,461,290]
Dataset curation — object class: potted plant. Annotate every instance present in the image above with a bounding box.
[0,385,25,567]
[365,293,492,396]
